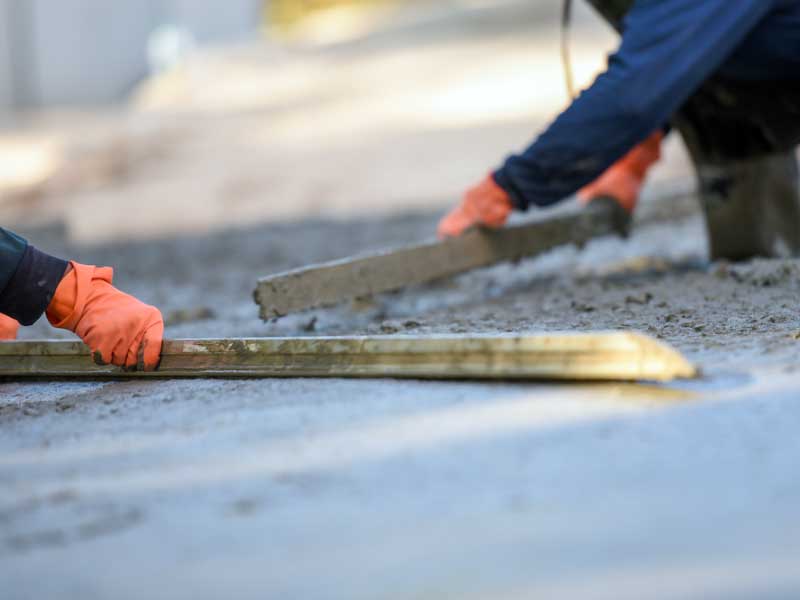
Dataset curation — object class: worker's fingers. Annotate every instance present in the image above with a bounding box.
[124,329,147,370]
[443,175,512,236]
[139,319,164,372]
[92,348,111,366]
[109,336,130,369]
[437,207,473,239]
[438,201,509,238]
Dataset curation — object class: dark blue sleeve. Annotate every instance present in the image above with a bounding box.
[493,0,775,210]
[0,228,28,293]
[0,228,68,325]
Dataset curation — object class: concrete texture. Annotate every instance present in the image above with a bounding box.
[2,373,800,599]
[4,205,800,599]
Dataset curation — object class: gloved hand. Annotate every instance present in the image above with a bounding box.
[46,262,164,371]
[0,313,19,340]
[437,174,513,238]
[578,130,664,213]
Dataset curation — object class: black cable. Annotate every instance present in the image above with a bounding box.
[561,0,576,100]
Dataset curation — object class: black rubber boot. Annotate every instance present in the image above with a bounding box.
[693,152,800,260]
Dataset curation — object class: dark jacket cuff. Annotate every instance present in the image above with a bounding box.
[0,245,68,326]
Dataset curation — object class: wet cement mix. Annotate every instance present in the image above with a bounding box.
[4,201,800,598]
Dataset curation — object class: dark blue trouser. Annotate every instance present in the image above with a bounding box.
[0,227,67,325]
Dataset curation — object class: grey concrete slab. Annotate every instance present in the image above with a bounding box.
[1,372,799,599]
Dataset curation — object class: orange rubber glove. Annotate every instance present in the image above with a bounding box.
[0,313,19,340]
[46,262,164,371]
[578,130,664,213]
[437,174,513,238]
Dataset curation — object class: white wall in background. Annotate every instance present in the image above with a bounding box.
[0,0,262,108]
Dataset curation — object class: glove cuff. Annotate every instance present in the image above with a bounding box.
[46,261,114,332]
[490,169,525,211]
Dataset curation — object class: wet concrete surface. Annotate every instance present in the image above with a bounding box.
[4,204,800,598]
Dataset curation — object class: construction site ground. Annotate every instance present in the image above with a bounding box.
[2,1,800,598]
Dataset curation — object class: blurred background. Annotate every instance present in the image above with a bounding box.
[0,0,691,244]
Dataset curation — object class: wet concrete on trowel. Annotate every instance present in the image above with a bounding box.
[4,208,800,598]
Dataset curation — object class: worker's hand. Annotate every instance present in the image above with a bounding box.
[46,262,164,371]
[437,174,513,238]
[578,130,664,213]
[0,313,19,340]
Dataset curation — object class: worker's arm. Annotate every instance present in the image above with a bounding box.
[0,227,68,325]
[493,0,775,210]
[0,226,163,370]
